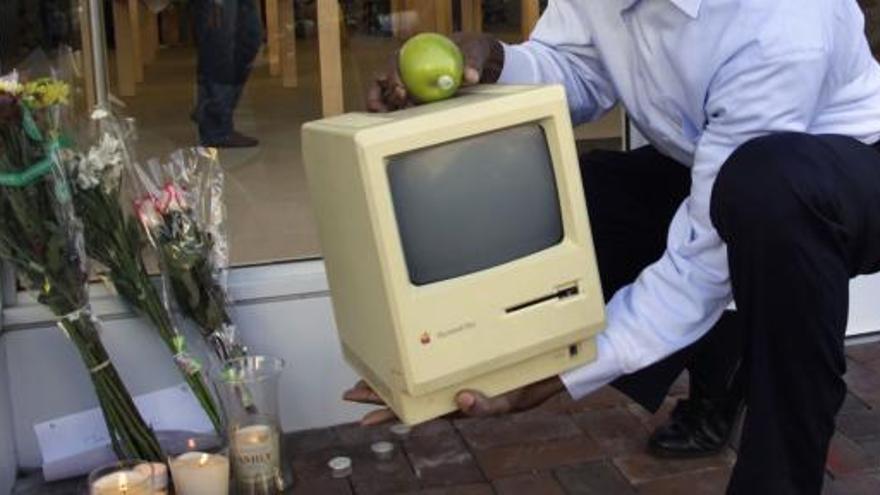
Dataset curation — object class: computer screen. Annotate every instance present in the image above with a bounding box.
[387,124,564,285]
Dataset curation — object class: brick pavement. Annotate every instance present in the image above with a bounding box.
[14,340,880,494]
[284,339,880,494]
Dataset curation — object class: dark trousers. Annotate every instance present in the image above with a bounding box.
[580,133,880,494]
[193,0,262,142]
[581,146,744,414]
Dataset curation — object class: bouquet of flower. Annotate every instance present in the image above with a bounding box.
[65,108,222,433]
[0,74,163,461]
[133,148,244,365]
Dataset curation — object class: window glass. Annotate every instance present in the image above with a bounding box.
[1,1,620,270]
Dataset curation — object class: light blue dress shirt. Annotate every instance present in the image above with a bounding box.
[498,0,880,399]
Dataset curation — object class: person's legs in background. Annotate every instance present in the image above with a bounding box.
[193,0,260,147]
[710,133,880,494]
[229,0,262,125]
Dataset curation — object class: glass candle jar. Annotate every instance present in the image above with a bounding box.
[214,355,288,494]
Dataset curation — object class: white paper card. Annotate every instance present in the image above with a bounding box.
[34,383,215,481]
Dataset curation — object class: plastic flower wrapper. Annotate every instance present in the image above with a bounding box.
[64,107,222,433]
[132,147,245,365]
[0,73,163,461]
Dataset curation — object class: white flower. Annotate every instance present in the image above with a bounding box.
[0,71,21,95]
[69,133,127,193]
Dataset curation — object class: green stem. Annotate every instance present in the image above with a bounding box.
[60,317,164,461]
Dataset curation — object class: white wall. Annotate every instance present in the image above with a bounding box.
[0,334,17,495]
[850,275,880,337]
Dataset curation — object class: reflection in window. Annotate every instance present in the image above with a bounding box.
[2,1,615,269]
[0,0,78,72]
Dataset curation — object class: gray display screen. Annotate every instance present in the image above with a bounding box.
[387,124,564,286]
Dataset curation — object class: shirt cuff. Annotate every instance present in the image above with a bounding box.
[497,43,539,84]
[560,333,624,400]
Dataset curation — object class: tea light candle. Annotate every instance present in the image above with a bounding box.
[90,470,151,495]
[371,441,395,461]
[233,424,281,489]
[169,452,230,495]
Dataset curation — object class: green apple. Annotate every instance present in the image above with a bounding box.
[398,33,464,103]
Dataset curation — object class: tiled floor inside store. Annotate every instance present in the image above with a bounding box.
[15,338,880,494]
[113,35,623,267]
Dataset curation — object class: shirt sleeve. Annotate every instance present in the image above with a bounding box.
[497,1,618,125]
[561,45,830,399]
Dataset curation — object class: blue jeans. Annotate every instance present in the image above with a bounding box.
[193,0,262,143]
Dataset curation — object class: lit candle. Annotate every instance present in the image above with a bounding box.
[232,424,282,492]
[169,451,230,495]
[90,470,151,495]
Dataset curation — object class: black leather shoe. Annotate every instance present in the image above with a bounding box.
[201,131,260,149]
[648,397,743,458]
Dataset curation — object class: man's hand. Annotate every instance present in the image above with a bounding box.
[342,376,564,426]
[366,32,505,112]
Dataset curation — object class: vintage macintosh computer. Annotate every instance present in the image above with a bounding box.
[303,85,606,424]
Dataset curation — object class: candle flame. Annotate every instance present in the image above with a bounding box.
[199,453,210,467]
[119,472,128,493]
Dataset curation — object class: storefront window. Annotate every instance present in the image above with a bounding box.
[1,0,621,269]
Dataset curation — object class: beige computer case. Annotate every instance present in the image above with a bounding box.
[303,85,606,424]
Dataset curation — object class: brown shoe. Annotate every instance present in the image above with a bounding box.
[202,131,259,148]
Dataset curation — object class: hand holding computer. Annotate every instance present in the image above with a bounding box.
[343,376,565,426]
[366,32,505,112]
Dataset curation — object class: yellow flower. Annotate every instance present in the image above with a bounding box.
[22,78,70,109]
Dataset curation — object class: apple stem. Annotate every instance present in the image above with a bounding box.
[437,75,455,91]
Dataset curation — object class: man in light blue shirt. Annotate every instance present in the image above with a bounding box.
[353,0,880,492]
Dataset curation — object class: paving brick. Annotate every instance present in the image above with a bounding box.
[409,419,457,438]
[347,442,421,495]
[291,445,353,481]
[836,410,880,441]
[845,342,880,364]
[474,435,604,479]
[287,426,343,455]
[567,386,634,412]
[844,360,880,408]
[612,449,736,485]
[823,473,880,495]
[290,477,353,495]
[840,393,872,414]
[554,460,636,494]
[572,407,650,456]
[826,433,879,479]
[626,397,678,433]
[399,484,494,495]
[865,358,880,376]
[404,433,484,487]
[637,467,732,495]
[455,411,582,450]
[336,421,397,446]
[492,472,566,495]
[854,438,880,461]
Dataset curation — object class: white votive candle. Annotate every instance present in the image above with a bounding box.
[233,424,282,490]
[169,452,230,495]
[90,470,151,495]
